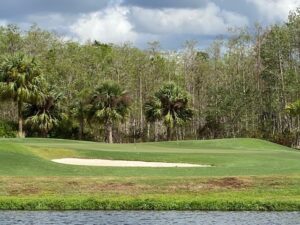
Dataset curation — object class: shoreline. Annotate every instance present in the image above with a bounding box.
[0,197,299,211]
[0,175,300,211]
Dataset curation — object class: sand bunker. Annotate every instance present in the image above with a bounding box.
[52,158,211,168]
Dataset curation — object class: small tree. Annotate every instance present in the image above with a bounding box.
[0,54,44,137]
[24,89,61,137]
[144,83,193,141]
[286,100,300,146]
[286,100,300,116]
[89,81,130,143]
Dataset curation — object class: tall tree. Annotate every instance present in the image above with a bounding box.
[144,97,162,141]
[89,81,130,143]
[71,97,90,140]
[145,83,193,140]
[0,54,44,137]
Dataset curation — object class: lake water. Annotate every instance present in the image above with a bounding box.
[0,211,299,225]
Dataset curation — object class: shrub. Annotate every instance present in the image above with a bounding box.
[0,120,17,137]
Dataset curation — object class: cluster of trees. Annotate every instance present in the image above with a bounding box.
[0,8,300,147]
[0,53,193,143]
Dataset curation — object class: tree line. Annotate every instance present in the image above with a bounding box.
[0,8,300,146]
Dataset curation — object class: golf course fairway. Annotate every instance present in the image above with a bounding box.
[0,137,300,210]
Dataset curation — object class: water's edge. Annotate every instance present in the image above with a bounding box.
[1,197,300,211]
[0,211,299,225]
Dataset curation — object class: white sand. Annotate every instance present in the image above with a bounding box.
[52,158,211,168]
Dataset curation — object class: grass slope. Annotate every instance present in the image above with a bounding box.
[0,138,300,210]
[0,138,299,176]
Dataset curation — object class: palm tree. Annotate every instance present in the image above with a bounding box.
[144,97,162,141]
[89,81,130,143]
[71,100,89,140]
[0,54,44,137]
[24,89,61,137]
[144,83,193,140]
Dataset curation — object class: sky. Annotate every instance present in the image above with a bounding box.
[0,0,299,49]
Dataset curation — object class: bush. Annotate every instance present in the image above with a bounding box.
[50,117,78,139]
[0,120,17,138]
[269,132,296,147]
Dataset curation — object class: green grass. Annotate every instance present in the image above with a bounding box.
[1,196,300,211]
[0,137,300,210]
[0,138,299,176]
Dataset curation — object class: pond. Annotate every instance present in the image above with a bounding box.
[0,211,299,225]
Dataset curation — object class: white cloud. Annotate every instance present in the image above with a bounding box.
[70,5,137,44]
[129,2,249,35]
[69,2,249,45]
[0,20,7,26]
[247,0,299,21]
[0,0,298,49]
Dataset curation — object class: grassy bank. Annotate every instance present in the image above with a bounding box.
[0,138,300,210]
[1,196,300,211]
[0,175,300,210]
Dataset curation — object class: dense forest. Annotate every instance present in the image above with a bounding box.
[1,9,300,147]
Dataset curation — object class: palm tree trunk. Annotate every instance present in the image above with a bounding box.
[79,118,84,140]
[167,125,172,141]
[154,121,158,142]
[42,130,48,138]
[147,122,150,141]
[17,101,24,138]
[107,123,113,144]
